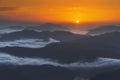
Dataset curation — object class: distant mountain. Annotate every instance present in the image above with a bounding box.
[0,29,84,41]
[0,65,76,80]
[4,23,67,31]
[88,25,120,35]
[29,23,68,31]
[6,25,25,29]
[0,32,120,63]
[91,69,120,80]
[0,23,69,34]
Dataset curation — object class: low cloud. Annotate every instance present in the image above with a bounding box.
[1,53,120,69]
[0,38,60,48]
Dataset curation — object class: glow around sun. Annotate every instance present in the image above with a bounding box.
[76,20,80,24]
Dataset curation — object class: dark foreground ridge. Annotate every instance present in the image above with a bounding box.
[91,69,120,80]
[0,65,77,80]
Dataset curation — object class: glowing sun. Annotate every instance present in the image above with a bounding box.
[75,20,80,24]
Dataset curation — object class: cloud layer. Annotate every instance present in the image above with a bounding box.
[0,38,60,48]
[1,53,120,69]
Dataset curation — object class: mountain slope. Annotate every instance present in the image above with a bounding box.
[91,69,120,80]
[0,65,77,80]
[0,32,120,63]
[88,25,120,35]
[0,29,84,41]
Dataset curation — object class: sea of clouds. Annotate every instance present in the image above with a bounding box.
[0,53,120,69]
[0,38,60,48]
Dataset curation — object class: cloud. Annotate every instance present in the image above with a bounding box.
[0,38,60,48]
[1,53,120,69]
[0,7,17,11]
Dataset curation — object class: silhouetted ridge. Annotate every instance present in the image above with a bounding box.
[0,65,77,80]
[88,25,120,35]
[91,69,120,80]
[0,29,83,41]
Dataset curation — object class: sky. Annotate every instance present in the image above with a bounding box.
[0,0,120,24]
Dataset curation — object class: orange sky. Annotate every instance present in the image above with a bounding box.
[0,0,120,24]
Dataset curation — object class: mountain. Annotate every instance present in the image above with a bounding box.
[0,23,69,34]
[0,32,120,63]
[0,65,77,80]
[88,25,120,35]
[29,23,68,31]
[91,69,120,80]
[6,25,25,29]
[0,29,84,41]
[3,23,67,31]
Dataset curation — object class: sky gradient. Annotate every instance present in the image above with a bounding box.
[0,0,120,24]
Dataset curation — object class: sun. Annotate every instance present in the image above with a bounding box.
[75,20,80,24]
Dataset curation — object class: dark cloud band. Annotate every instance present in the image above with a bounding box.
[0,7,17,11]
